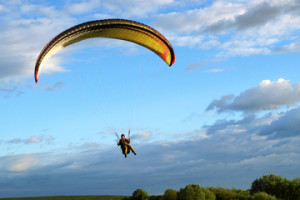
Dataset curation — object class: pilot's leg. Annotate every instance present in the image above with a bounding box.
[128,145,136,155]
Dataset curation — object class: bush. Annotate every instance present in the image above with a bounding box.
[231,189,251,200]
[209,187,251,200]
[287,178,300,200]
[209,187,235,200]
[251,192,276,200]
[177,184,215,200]
[132,189,148,200]
[149,195,163,200]
[250,174,283,196]
[251,174,300,200]
[163,189,177,200]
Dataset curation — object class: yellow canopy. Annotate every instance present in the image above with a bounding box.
[35,19,175,82]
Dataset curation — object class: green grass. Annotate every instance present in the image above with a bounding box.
[0,195,128,200]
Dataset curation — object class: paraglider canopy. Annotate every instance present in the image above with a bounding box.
[34,18,175,82]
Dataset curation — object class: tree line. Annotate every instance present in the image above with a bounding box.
[125,174,300,200]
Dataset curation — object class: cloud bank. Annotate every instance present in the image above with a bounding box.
[154,0,300,56]
[0,132,299,197]
[204,78,300,139]
[206,78,300,113]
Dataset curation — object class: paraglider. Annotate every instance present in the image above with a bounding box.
[34,19,175,158]
[34,18,175,82]
[116,130,136,158]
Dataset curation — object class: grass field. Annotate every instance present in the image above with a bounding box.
[0,195,128,200]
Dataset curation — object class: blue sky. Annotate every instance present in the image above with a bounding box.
[1,0,300,198]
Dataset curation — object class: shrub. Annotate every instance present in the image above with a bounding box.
[251,192,276,200]
[150,195,163,200]
[209,187,251,200]
[251,174,300,200]
[132,189,148,200]
[163,189,177,200]
[177,184,215,200]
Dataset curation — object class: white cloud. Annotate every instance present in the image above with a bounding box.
[27,136,42,144]
[0,4,4,13]
[153,0,300,57]
[65,0,101,15]
[7,134,54,144]
[154,1,245,33]
[0,2,73,82]
[80,142,100,150]
[205,93,300,139]
[131,132,152,140]
[273,42,300,53]
[207,78,300,113]
[7,155,39,172]
[259,107,300,138]
[203,112,283,138]
[169,35,204,47]
[185,62,207,71]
